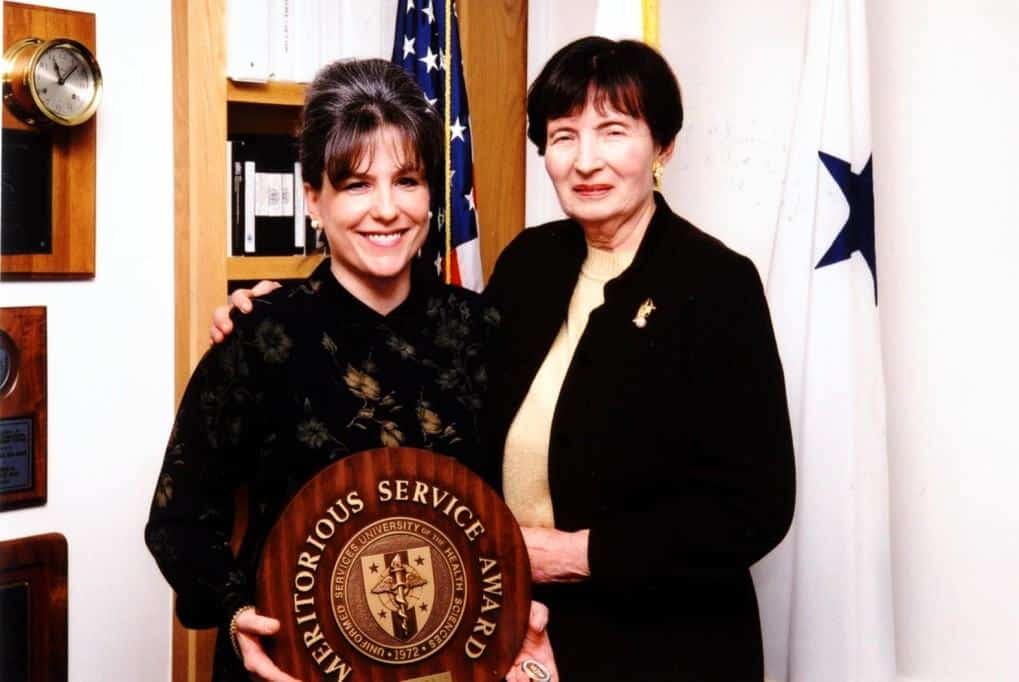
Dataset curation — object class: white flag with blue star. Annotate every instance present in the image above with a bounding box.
[752,0,896,680]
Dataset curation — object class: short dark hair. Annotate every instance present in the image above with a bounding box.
[300,59,442,191]
[526,37,683,155]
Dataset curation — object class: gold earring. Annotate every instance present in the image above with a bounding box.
[652,160,664,190]
[310,218,326,251]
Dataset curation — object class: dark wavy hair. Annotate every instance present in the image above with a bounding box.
[300,59,442,192]
[527,37,683,155]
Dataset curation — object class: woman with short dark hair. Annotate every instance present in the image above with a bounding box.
[145,59,500,681]
[484,36,795,680]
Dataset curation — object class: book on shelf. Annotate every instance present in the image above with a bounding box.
[227,135,311,257]
[267,0,294,82]
[293,0,321,83]
[227,0,271,82]
[228,0,397,85]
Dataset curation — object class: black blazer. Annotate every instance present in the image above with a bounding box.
[483,194,795,680]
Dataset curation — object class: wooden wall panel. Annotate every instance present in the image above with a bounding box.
[459,0,528,282]
[171,0,227,679]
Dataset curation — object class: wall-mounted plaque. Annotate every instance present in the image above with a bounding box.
[0,533,67,682]
[256,447,531,681]
[0,306,47,511]
[1,2,97,280]
[0,128,53,255]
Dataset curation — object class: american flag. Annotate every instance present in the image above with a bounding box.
[392,0,483,291]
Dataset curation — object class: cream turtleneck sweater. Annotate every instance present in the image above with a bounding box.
[502,242,638,528]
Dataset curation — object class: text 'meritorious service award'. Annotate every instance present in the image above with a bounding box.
[256,447,530,681]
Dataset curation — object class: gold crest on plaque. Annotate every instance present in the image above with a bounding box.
[362,546,436,640]
[332,517,467,664]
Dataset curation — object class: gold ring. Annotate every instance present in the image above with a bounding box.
[521,658,552,681]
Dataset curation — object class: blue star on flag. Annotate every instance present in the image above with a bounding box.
[815,152,877,302]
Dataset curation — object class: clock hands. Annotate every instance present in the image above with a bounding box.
[58,63,79,86]
[49,56,79,86]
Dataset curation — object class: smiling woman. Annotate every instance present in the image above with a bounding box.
[145,59,502,682]
[483,36,795,681]
[306,126,430,313]
[298,59,442,313]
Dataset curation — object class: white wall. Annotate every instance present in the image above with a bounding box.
[868,2,1019,681]
[657,2,805,282]
[0,1,175,680]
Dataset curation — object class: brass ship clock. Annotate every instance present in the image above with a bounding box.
[2,37,102,127]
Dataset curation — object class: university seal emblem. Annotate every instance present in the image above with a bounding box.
[332,517,467,663]
[255,448,530,681]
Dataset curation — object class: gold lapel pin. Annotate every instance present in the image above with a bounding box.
[632,298,656,329]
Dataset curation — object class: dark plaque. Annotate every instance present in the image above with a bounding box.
[256,448,531,681]
[0,128,52,255]
[0,307,47,511]
[0,533,67,682]
[0,582,31,680]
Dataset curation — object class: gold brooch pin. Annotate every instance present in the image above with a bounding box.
[632,298,656,328]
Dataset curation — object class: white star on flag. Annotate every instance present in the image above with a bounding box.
[391,0,484,292]
[418,46,438,72]
[450,117,466,142]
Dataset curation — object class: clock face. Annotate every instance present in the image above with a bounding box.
[0,331,16,396]
[32,43,97,121]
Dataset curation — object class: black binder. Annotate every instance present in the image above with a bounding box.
[229,135,308,256]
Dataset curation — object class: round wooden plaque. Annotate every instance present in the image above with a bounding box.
[256,447,530,682]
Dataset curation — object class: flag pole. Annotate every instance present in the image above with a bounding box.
[443,0,453,282]
[642,0,660,49]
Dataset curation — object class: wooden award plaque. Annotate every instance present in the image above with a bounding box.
[0,533,68,682]
[0,306,47,511]
[256,448,530,682]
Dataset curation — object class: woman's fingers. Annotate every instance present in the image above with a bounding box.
[528,600,549,633]
[233,279,282,312]
[235,612,300,682]
[505,602,557,681]
[237,633,300,682]
[209,305,233,344]
[210,280,281,344]
[505,665,526,682]
[228,287,257,313]
[251,279,282,297]
[235,610,281,636]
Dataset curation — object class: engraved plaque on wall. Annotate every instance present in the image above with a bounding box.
[0,306,47,511]
[0,533,68,682]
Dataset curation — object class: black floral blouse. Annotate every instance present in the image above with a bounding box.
[145,260,497,678]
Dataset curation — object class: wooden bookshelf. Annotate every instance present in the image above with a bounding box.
[226,79,305,106]
[226,254,326,281]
